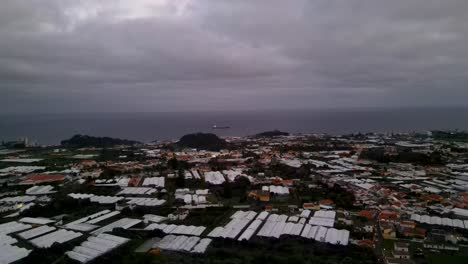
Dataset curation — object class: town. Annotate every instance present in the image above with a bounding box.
[0,131,468,264]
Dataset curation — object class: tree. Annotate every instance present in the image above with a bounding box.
[176,169,185,188]
[233,176,251,189]
[222,182,232,198]
[298,164,312,179]
[168,157,179,170]
[101,167,117,179]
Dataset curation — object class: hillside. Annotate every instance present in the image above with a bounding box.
[176,133,227,151]
[61,134,141,148]
[254,130,289,138]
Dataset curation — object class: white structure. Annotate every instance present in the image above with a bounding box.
[90,196,124,204]
[25,185,56,195]
[0,243,31,263]
[116,187,157,196]
[191,238,212,253]
[411,213,467,229]
[19,217,55,225]
[91,218,142,235]
[0,158,43,163]
[452,208,468,218]
[195,189,209,195]
[207,211,257,239]
[222,169,245,182]
[308,210,336,227]
[237,219,263,241]
[0,196,36,204]
[237,211,268,241]
[301,225,349,245]
[0,166,45,174]
[86,211,121,225]
[68,193,94,199]
[126,197,166,206]
[181,194,207,205]
[152,235,212,253]
[64,210,115,232]
[324,228,350,245]
[143,214,167,224]
[0,221,32,235]
[0,234,17,245]
[69,193,125,204]
[184,171,193,180]
[18,225,56,240]
[262,185,290,195]
[66,233,130,263]
[281,159,302,168]
[300,210,311,219]
[204,171,225,185]
[145,224,206,236]
[30,229,82,248]
[191,169,201,180]
[142,177,165,188]
[256,213,304,239]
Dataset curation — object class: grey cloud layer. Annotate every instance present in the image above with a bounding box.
[1,0,468,113]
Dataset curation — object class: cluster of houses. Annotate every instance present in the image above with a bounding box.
[0,132,468,263]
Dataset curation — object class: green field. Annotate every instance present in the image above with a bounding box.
[425,246,468,264]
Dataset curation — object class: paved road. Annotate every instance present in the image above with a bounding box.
[373,212,385,263]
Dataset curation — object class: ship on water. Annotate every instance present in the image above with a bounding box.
[212,124,230,129]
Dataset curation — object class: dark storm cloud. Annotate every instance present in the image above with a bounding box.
[1,0,468,113]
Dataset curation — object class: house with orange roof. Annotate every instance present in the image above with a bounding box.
[359,210,376,220]
[248,190,270,202]
[20,174,65,185]
[379,211,400,223]
[423,194,443,203]
[401,227,426,239]
[281,179,294,186]
[358,239,375,248]
[128,176,142,187]
[303,203,320,210]
[380,222,396,239]
[81,160,97,168]
[320,199,335,206]
[399,221,417,229]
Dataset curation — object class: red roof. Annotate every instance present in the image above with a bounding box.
[402,227,426,238]
[425,194,443,202]
[359,210,375,220]
[128,176,142,187]
[21,174,65,185]
[281,180,294,186]
[320,199,335,205]
[358,239,375,248]
[303,203,316,209]
[379,211,399,221]
[400,221,416,228]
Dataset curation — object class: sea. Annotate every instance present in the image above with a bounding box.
[1,107,468,145]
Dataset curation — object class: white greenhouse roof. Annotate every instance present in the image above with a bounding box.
[0,244,31,264]
[30,229,82,248]
[66,233,129,263]
[91,218,142,235]
[18,225,56,240]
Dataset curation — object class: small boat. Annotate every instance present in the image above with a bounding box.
[212,124,230,129]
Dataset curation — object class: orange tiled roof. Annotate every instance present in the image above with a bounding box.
[379,211,399,220]
[320,199,335,205]
[358,239,375,248]
[21,174,65,184]
[359,210,375,219]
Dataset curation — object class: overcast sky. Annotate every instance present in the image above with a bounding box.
[1,0,468,113]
